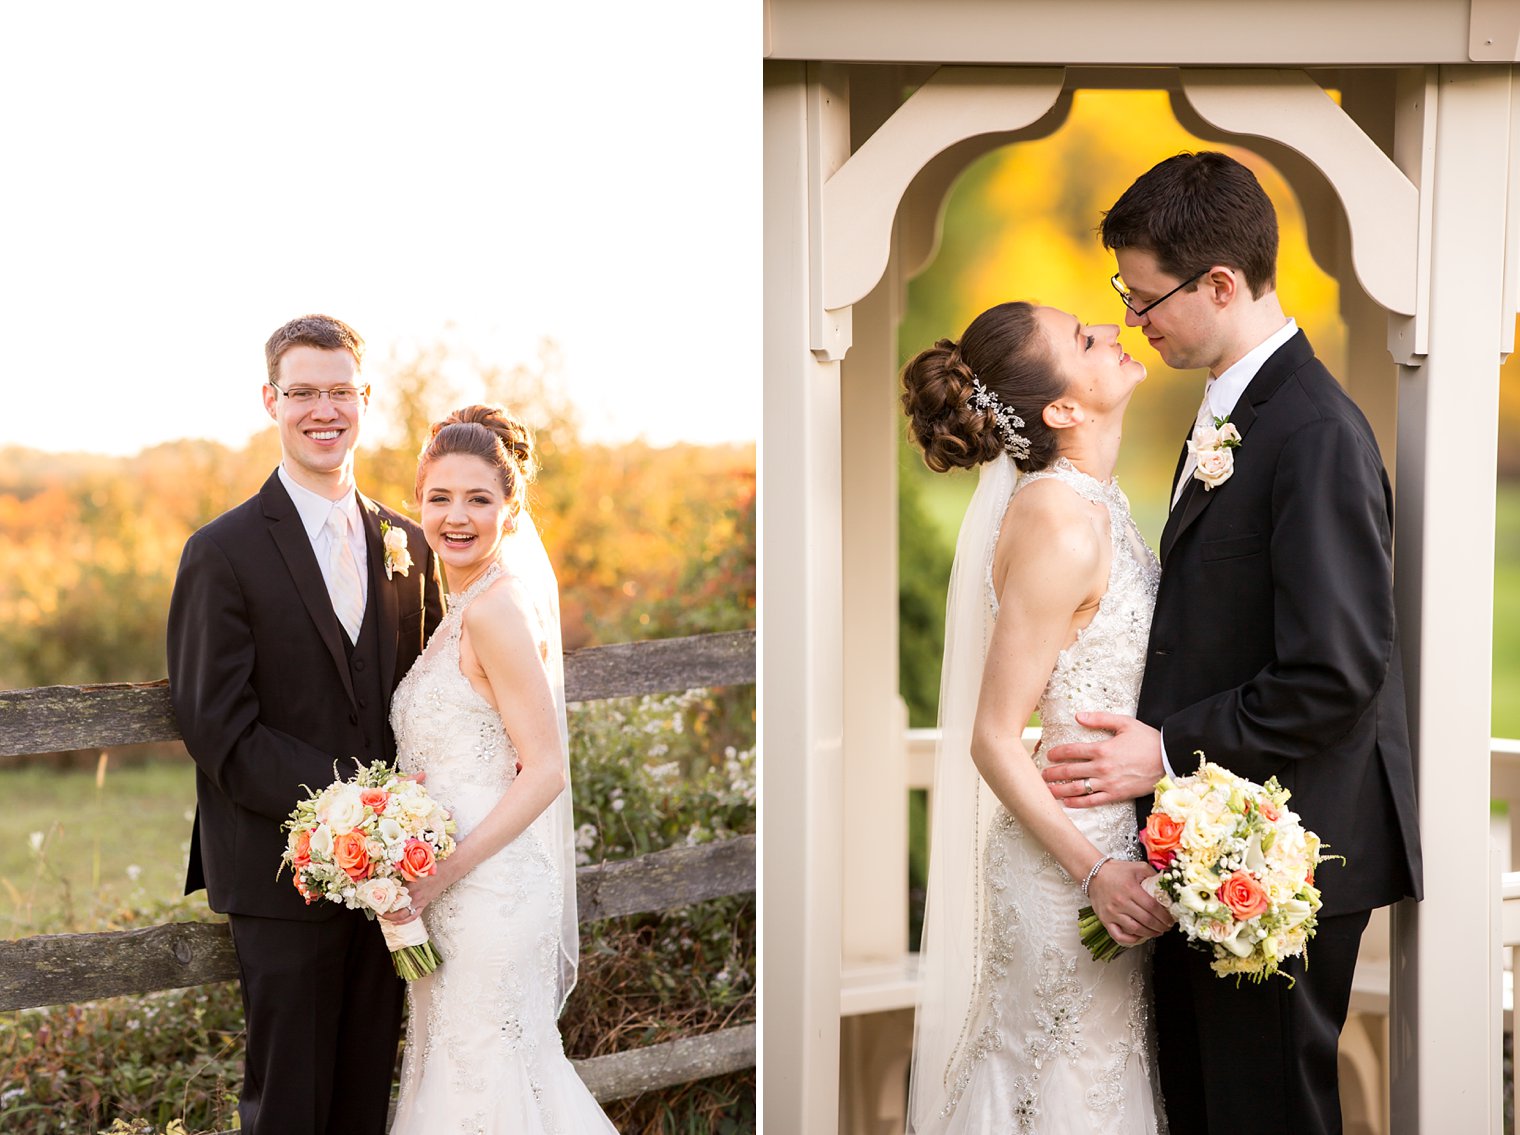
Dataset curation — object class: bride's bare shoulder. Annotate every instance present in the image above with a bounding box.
[461,576,538,647]
[995,477,1104,583]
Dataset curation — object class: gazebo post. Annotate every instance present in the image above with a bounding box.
[1388,64,1514,1135]
[764,60,848,1133]
[840,75,910,981]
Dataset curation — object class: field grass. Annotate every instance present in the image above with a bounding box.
[1,758,200,937]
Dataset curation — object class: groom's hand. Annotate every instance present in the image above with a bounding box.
[1041,712,1163,808]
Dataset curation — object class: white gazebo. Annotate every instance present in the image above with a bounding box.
[763,3,1520,1132]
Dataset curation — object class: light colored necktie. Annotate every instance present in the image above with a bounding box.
[1171,385,1216,510]
[326,507,365,643]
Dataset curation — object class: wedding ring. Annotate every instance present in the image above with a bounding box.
[1083,778,1094,796]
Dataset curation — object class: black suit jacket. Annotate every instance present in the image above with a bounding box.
[167,470,444,919]
[1136,331,1422,917]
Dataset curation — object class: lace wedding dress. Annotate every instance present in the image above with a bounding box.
[388,560,616,1134]
[912,458,1166,1135]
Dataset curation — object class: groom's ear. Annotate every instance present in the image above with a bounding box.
[1042,400,1084,431]
[1203,266,1240,308]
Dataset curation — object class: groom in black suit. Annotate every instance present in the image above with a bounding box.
[167,315,442,1134]
[1042,153,1422,1134]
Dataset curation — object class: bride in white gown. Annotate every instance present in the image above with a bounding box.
[901,303,1172,1134]
[385,404,616,1134]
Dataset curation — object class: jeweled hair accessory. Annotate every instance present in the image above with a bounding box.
[969,376,1031,461]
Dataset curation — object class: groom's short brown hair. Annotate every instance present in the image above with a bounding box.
[264,314,366,383]
[1100,151,1278,298]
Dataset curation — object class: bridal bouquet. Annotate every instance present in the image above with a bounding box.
[1078,755,1332,983]
[280,760,457,979]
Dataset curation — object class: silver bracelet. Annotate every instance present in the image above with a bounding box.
[1082,853,1114,896]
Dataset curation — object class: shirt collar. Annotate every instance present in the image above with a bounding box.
[277,463,361,542]
[1205,317,1299,420]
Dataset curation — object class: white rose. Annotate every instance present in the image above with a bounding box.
[383,525,414,576]
[356,876,402,914]
[310,824,334,860]
[318,787,365,835]
[378,817,405,845]
[1194,447,1234,489]
[1217,422,1242,445]
[1190,424,1222,452]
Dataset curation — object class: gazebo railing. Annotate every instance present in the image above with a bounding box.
[0,629,756,1105]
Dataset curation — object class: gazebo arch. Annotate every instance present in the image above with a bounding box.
[764,5,1520,1133]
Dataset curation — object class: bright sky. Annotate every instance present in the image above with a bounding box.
[0,4,757,455]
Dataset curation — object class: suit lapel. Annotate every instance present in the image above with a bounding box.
[359,494,400,691]
[1161,396,1258,562]
[261,472,358,709]
[1158,330,1309,563]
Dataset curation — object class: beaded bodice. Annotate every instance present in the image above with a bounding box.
[391,561,518,835]
[991,458,1160,753]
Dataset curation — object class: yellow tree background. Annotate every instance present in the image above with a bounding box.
[0,339,754,696]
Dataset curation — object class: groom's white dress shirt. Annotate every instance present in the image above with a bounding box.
[278,464,370,625]
[1159,317,1297,778]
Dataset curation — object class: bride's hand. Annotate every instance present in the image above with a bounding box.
[383,868,450,923]
[1087,859,1173,946]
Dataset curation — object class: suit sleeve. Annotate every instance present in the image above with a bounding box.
[1161,415,1397,781]
[167,531,341,821]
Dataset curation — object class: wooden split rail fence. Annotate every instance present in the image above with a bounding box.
[0,629,756,1106]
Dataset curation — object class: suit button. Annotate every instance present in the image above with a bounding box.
[354,658,365,671]
[349,711,358,725]
[358,696,367,708]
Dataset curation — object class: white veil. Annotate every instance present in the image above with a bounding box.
[906,452,1017,1132]
[498,509,580,1014]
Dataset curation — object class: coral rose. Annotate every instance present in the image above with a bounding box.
[1257,798,1281,823]
[399,838,437,881]
[333,831,371,881]
[1217,870,1270,921]
[359,787,390,815]
[289,829,312,869]
[1140,812,1185,870]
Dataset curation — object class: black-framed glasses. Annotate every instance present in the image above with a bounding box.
[1109,269,1207,318]
[268,381,369,405]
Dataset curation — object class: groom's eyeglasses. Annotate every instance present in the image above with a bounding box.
[268,382,370,405]
[1109,269,1207,318]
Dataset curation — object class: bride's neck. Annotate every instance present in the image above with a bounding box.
[1056,421,1123,483]
[445,558,499,596]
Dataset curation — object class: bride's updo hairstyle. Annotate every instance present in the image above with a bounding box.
[901,302,1066,474]
[415,404,538,522]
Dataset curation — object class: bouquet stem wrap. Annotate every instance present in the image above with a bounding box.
[378,916,443,981]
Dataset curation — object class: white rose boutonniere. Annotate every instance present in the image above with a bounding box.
[380,521,413,580]
[1190,416,1242,491]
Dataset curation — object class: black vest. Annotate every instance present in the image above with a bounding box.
[341,553,391,762]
